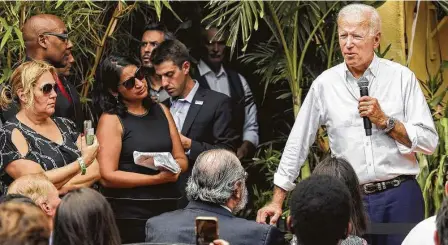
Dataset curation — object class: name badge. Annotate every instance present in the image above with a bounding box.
[195,100,204,105]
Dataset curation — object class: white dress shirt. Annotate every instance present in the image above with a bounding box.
[401,215,436,245]
[274,54,438,190]
[197,60,259,147]
[170,81,200,131]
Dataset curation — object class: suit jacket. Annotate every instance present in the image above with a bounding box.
[145,201,286,245]
[164,86,239,162]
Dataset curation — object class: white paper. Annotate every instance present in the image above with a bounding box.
[133,151,181,174]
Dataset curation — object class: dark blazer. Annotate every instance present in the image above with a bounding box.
[164,86,239,162]
[145,201,286,245]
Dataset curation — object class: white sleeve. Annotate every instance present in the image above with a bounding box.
[274,85,323,191]
[239,74,259,147]
[396,71,438,155]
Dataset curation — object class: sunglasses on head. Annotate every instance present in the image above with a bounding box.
[40,83,58,95]
[118,66,147,89]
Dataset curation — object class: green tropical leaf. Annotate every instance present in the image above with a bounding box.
[13,27,24,48]
[1,26,13,50]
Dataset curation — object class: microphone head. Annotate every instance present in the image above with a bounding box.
[358,81,369,88]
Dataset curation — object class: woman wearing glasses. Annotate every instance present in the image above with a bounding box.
[0,60,100,195]
[93,55,187,243]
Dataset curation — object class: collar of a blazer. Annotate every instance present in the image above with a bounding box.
[186,200,234,217]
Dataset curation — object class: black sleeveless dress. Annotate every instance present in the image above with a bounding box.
[101,103,181,243]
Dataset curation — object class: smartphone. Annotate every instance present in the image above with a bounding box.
[276,216,288,233]
[83,120,94,146]
[195,216,219,245]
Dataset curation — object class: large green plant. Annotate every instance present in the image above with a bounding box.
[0,0,178,107]
[417,60,448,217]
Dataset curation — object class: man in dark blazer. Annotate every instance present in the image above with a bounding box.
[146,149,285,245]
[151,39,239,207]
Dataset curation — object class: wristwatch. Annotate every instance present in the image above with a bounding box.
[384,117,396,133]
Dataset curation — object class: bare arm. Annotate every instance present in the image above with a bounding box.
[159,103,188,173]
[6,129,90,189]
[97,113,178,189]
[256,185,287,225]
[5,158,79,189]
[384,120,412,147]
[58,159,101,194]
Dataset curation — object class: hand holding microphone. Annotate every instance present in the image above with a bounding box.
[357,82,388,135]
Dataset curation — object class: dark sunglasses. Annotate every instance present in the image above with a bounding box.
[42,32,69,41]
[118,67,147,89]
[40,83,58,95]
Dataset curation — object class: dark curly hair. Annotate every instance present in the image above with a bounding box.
[313,156,368,236]
[93,55,152,117]
[289,175,351,245]
[437,198,448,245]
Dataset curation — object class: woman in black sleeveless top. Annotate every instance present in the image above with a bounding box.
[94,56,188,243]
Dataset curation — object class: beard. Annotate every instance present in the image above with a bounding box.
[233,183,248,214]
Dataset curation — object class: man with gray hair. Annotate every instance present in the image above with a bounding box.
[145,149,285,245]
[257,3,438,245]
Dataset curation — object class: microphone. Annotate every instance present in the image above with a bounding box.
[358,81,372,136]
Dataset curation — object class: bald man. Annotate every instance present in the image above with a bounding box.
[1,14,84,131]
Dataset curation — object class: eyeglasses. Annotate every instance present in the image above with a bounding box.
[118,66,147,90]
[42,32,69,41]
[40,83,58,95]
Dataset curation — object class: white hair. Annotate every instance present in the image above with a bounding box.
[338,3,381,36]
[186,149,246,206]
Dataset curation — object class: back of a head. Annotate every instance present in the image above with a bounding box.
[0,202,50,245]
[290,175,351,245]
[7,173,56,206]
[0,194,37,206]
[186,149,245,205]
[149,39,191,68]
[52,188,121,245]
[313,156,367,236]
[437,198,448,245]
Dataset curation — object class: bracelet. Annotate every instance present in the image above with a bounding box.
[77,157,87,175]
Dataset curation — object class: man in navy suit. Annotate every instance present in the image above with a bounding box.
[151,39,239,207]
[145,149,285,245]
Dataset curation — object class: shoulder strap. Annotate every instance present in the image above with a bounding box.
[225,68,244,101]
[193,72,211,90]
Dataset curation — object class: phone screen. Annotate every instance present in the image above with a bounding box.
[196,217,219,245]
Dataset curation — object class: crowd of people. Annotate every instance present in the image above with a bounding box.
[0,3,444,245]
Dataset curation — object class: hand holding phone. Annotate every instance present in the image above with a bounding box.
[196,216,219,245]
[83,120,94,146]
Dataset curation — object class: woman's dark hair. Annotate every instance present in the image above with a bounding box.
[93,55,152,117]
[52,188,121,245]
[312,156,368,236]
